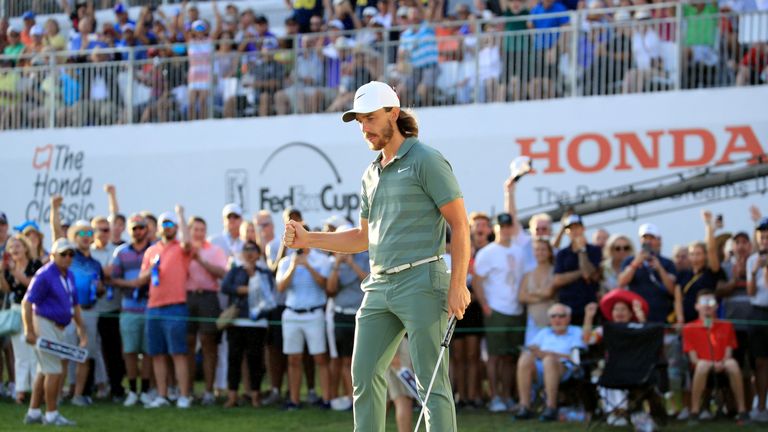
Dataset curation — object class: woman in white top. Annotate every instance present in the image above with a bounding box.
[186,20,215,120]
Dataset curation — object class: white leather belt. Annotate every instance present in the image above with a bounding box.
[334,306,359,315]
[383,256,441,275]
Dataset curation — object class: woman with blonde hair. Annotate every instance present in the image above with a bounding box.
[0,234,43,404]
[601,234,635,293]
[15,221,48,265]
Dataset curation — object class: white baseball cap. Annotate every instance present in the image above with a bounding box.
[341,81,400,123]
[158,211,178,226]
[638,223,660,238]
[222,203,243,218]
[52,238,77,254]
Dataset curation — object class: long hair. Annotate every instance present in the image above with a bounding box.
[10,234,34,262]
[386,107,419,138]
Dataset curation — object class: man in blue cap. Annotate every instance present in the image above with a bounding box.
[552,214,602,325]
[113,3,136,36]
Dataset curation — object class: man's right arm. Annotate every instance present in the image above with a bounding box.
[22,299,36,344]
[285,218,369,254]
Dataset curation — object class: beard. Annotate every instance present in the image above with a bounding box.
[366,121,395,151]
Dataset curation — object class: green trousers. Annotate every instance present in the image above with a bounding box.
[351,260,456,432]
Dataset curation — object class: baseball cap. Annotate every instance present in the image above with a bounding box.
[328,19,345,30]
[496,213,513,226]
[158,212,178,226]
[7,25,20,36]
[757,217,768,231]
[733,231,751,242]
[638,222,661,238]
[122,22,136,32]
[564,214,584,228]
[0,212,7,224]
[30,24,44,36]
[192,20,207,32]
[52,238,77,254]
[342,81,400,123]
[22,11,35,20]
[222,203,243,218]
[254,15,268,24]
[126,213,147,229]
[362,6,378,17]
[397,6,410,17]
[13,220,41,234]
[114,3,126,13]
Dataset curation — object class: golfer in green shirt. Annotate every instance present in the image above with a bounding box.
[283,81,471,431]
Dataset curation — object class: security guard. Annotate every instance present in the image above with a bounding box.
[283,81,471,431]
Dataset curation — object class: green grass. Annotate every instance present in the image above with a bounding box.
[0,399,757,432]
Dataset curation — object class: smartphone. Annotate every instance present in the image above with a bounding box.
[716,214,723,228]
[296,249,304,256]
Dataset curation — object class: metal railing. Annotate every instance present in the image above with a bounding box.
[0,0,187,18]
[0,5,766,130]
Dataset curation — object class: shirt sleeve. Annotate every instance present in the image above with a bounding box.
[417,148,463,209]
[276,257,290,283]
[473,248,492,278]
[23,273,47,305]
[359,176,370,220]
[553,249,568,274]
[220,268,240,296]
[141,247,152,273]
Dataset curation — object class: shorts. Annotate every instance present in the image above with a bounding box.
[281,308,326,356]
[750,306,768,358]
[33,315,66,375]
[455,300,483,338]
[485,310,525,356]
[186,291,222,335]
[535,358,577,384]
[334,312,356,358]
[120,311,148,354]
[733,330,752,371]
[146,303,188,356]
[66,309,100,359]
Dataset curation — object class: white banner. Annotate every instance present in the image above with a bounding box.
[1,86,766,253]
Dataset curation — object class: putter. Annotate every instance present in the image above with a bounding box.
[413,315,457,432]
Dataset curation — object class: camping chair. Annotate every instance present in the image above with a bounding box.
[589,322,666,430]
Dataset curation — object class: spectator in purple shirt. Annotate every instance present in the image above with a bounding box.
[21,239,87,426]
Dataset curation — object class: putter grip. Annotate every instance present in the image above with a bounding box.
[441,316,457,348]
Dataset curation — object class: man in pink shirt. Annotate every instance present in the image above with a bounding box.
[185,216,227,406]
[138,206,193,409]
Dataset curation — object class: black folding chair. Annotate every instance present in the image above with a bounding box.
[589,322,666,430]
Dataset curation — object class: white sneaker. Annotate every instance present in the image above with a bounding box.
[167,386,179,402]
[607,414,628,426]
[330,396,352,411]
[71,395,91,407]
[262,388,281,406]
[44,413,77,426]
[177,396,192,409]
[201,392,215,406]
[124,391,138,407]
[676,407,690,421]
[139,392,153,405]
[488,396,507,413]
[752,409,768,423]
[699,410,713,421]
[145,396,170,409]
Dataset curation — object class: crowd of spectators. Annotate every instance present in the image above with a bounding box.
[1,171,768,429]
[0,0,766,129]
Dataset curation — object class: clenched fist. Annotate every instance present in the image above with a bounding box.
[283,220,308,249]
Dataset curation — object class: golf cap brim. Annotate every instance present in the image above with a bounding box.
[342,81,400,123]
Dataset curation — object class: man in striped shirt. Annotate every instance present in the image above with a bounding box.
[398,6,439,106]
[283,81,471,431]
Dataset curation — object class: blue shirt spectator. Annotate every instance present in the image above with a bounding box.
[277,249,330,310]
[529,0,569,50]
[69,250,104,308]
[554,244,601,325]
[621,255,677,323]
[399,21,439,68]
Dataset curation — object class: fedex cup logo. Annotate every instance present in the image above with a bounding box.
[258,142,360,220]
[26,144,96,224]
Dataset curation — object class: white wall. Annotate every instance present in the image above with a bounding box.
[1,86,766,253]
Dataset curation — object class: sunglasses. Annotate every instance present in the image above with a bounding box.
[549,313,567,319]
[698,298,717,307]
[132,225,147,231]
[613,245,631,252]
[59,250,75,258]
[226,214,242,220]
[98,227,110,233]
[258,223,272,227]
[161,221,176,229]
[76,230,94,238]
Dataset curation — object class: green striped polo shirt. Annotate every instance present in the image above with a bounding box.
[360,137,463,275]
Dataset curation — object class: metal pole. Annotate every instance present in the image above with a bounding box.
[569,11,579,97]
[48,52,56,129]
[208,43,215,119]
[473,19,481,104]
[126,47,134,124]
[674,1,683,91]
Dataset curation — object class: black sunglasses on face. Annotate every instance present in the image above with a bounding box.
[59,251,75,258]
[613,245,631,252]
[549,313,567,319]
